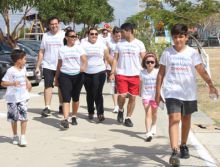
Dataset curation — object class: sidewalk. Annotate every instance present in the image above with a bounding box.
[0,82,219,167]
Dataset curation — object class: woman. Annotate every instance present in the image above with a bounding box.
[81,27,111,122]
[55,29,87,129]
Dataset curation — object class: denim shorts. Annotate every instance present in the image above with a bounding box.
[165,98,198,116]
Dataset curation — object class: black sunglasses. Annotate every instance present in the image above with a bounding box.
[67,35,77,39]
[145,61,155,65]
[89,33,98,36]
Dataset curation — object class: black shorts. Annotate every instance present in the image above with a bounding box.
[165,98,198,116]
[58,72,84,102]
[43,68,56,88]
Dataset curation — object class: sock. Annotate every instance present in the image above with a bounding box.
[119,108,123,112]
[45,105,50,109]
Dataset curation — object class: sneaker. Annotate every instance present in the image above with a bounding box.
[151,125,157,135]
[61,119,69,129]
[113,106,119,113]
[169,149,180,167]
[88,114,94,120]
[19,135,27,147]
[98,114,105,122]
[145,132,153,142]
[117,110,124,123]
[12,135,19,145]
[180,144,190,159]
[58,105,63,114]
[41,107,51,117]
[124,118,133,127]
[71,117,78,125]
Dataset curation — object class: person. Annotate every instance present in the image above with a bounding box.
[55,29,87,129]
[110,23,146,127]
[155,23,219,167]
[140,53,159,142]
[99,28,111,45]
[106,27,121,113]
[80,27,111,122]
[35,16,65,117]
[1,49,32,146]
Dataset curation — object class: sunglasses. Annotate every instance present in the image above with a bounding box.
[67,35,77,39]
[145,61,155,65]
[89,33,98,36]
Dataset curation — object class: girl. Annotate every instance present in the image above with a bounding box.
[140,53,159,142]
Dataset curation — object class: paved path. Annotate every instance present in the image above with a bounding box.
[0,82,219,167]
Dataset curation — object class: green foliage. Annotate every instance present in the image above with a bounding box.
[127,0,220,55]
[37,0,114,28]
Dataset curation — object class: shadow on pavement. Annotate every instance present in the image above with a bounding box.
[0,136,12,144]
[67,144,170,167]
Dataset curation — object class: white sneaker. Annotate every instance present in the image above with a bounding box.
[145,132,153,142]
[151,125,157,135]
[12,135,19,145]
[113,106,119,113]
[19,135,27,147]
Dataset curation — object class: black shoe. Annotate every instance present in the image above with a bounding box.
[169,149,180,167]
[145,136,152,142]
[117,111,124,123]
[71,117,78,125]
[98,114,105,122]
[58,105,63,114]
[61,119,69,129]
[41,107,51,117]
[124,118,133,127]
[180,144,190,159]
[88,114,94,120]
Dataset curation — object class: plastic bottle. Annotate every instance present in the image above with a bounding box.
[209,93,218,101]
[110,80,115,95]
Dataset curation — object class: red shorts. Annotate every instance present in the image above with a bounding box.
[115,75,140,96]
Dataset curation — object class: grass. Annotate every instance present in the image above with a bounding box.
[197,48,220,126]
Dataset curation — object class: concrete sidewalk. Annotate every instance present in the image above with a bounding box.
[0,82,219,167]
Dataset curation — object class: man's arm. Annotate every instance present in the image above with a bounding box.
[109,52,119,80]
[35,49,44,74]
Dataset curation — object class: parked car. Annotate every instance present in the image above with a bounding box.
[18,39,41,54]
[0,41,42,88]
[17,43,38,58]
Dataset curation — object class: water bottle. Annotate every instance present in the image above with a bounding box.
[209,93,218,101]
[110,80,115,95]
[159,101,165,110]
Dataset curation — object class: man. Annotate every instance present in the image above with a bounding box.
[110,23,146,127]
[35,16,65,117]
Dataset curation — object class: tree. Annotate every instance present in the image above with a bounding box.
[0,0,37,47]
[37,0,114,31]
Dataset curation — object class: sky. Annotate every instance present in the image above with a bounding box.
[0,0,140,33]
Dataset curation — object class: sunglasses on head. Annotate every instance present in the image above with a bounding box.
[67,35,77,39]
[145,61,155,65]
[90,33,98,36]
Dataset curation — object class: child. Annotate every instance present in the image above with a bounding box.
[140,53,159,142]
[155,24,219,166]
[1,49,32,146]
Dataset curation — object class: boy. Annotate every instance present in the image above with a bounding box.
[1,49,32,147]
[155,24,218,166]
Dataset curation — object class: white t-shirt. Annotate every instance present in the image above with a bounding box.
[106,38,118,70]
[140,68,159,100]
[115,38,146,76]
[2,67,30,103]
[160,46,202,100]
[98,34,111,45]
[58,45,86,74]
[40,30,65,70]
[81,40,107,74]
